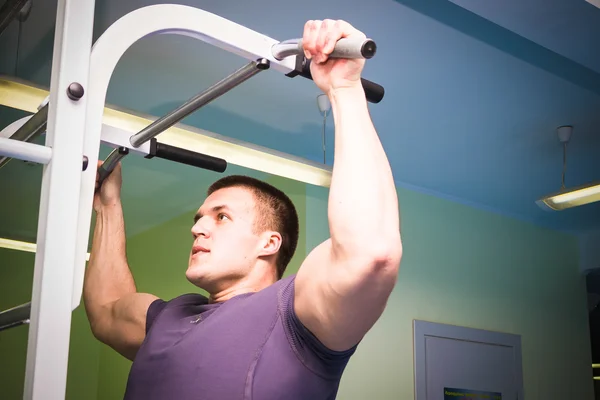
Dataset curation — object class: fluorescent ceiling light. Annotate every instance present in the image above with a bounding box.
[586,0,600,9]
[0,237,90,261]
[535,125,600,211]
[536,181,600,211]
[0,76,332,187]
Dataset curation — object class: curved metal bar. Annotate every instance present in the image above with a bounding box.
[74,4,300,310]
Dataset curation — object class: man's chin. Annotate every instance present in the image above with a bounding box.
[185,264,209,287]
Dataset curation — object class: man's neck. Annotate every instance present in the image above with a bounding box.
[208,284,259,303]
[208,271,278,303]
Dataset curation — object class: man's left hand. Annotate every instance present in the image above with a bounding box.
[302,19,366,97]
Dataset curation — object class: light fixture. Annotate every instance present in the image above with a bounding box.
[0,237,90,261]
[586,0,600,10]
[536,125,600,211]
[317,94,331,164]
[0,76,333,187]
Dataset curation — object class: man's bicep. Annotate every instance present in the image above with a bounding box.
[102,293,162,360]
[280,277,357,378]
[295,239,398,352]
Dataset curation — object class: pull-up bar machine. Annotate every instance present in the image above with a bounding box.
[0,302,31,332]
[0,2,385,399]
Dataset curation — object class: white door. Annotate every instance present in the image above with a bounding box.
[414,320,524,400]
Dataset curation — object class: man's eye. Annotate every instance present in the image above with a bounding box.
[217,213,229,221]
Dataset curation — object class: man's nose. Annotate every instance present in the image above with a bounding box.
[191,217,210,238]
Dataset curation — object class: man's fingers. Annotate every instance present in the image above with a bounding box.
[303,20,321,59]
[315,19,333,62]
[304,19,366,64]
[333,19,365,40]
[319,20,345,63]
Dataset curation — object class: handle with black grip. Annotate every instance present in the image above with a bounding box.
[146,141,227,173]
[96,141,227,191]
[295,57,385,104]
[276,36,385,103]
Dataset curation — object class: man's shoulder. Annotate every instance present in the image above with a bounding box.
[275,274,297,289]
[254,274,297,306]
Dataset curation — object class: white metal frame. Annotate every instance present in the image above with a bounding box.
[0,137,51,164]
[0,78,336,188]
[0,3,368,399]
[3,115,153,165]
[21,0,95,399]
[75,3,308,315]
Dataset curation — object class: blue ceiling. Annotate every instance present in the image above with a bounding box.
[0,0,599,237]
[446,0,600,74]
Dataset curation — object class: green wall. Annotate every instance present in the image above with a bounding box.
[0,177,593,399]
[0,248,100,400]
[0,249,34,400]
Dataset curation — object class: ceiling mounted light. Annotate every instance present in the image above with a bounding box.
[0,76,333,187]
[585,0,600,9]
[0,237,90,260]
[536,125,600,211]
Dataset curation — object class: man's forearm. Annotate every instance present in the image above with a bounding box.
[327,85,401,263]
[83,202,137,324]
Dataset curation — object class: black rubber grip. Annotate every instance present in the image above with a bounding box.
[298,58,384,103]
[97,164,112,185]
[96,147,129,190]
[154,142,227,173]
[358,78,385,104]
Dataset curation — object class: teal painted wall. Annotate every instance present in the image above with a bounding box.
[306,185,593,399]
[0,179,593,399]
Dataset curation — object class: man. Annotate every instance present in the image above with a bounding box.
[83,18,402,399]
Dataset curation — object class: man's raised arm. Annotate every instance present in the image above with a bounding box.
[294,19,402,352]
[83,162,159,361]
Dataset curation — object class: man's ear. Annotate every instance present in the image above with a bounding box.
[258,231,282,257]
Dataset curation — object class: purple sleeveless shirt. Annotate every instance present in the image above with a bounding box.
[123,275,357,399]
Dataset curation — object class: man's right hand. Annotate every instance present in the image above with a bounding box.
[94,160,122,212]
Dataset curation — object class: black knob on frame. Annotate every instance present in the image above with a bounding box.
[67,82,85,101]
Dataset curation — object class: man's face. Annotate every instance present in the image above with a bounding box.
[187,186,264,292]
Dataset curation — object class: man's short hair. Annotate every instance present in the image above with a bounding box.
[207,175,299,279]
